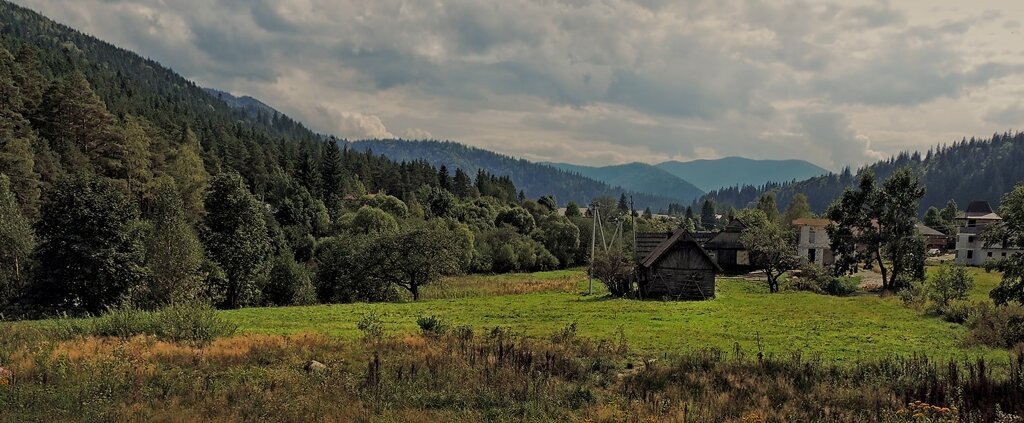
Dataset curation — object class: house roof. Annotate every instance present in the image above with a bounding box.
[958,201,1001,220]
[792,218,832,227]
[640,228,723,272]
[916,224,946,237]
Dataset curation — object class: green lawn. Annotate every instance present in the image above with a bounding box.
[221,268,1007,364]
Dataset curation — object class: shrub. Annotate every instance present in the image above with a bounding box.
[924,264,974,309]
[822,276,859,297]
[417,315,449,337]
[789,263,857,296]
[89,303,236,345]
[941,300,974,324]
[90,306,158,338]
[357,311,385,341]
[966,302,1024,348]
[592,248,634,297]
[551,321,578,345]
[897,281,925,309]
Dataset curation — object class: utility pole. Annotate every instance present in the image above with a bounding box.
[589,203,597,295]
[630,196,636,259]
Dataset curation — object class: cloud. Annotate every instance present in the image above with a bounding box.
[11,0,1024,171]
[798,111,884,169]
[313,105,394,139]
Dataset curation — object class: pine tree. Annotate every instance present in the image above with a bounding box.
[38,71,119,173]
[29,176,146,315]
[782,193,812,226]
[143,177,205,307]
[453,168,472,198]
[202,173,272,308]
[700,199,716,230]
[618,193,629,213]
[0,47,40,217]
[321,140,345,198]
[169,125,209,223]
[756,192,780,223]
[107,115,153,199]
[438,165,451,192]
[0,174,34,305]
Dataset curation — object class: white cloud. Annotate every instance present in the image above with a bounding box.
[11,0,1024,171]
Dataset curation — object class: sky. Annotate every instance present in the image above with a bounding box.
[12,0,1024,171]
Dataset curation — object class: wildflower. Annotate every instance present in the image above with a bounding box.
[0,367,11,386]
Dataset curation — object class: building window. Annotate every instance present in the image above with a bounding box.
[1003,252,1007,257]
[988,251,993,258]
[968,236,975,243]
[967,250,974,259]
[809,230,816,244]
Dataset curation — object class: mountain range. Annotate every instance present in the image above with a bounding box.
[202,89,829,208]
[344,140,681,209]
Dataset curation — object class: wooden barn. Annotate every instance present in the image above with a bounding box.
[703,218,753,273]
[636,229,721,300]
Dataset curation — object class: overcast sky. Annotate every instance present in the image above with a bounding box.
[13,0,1024,170]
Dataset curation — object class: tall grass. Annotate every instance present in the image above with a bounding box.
[65,302,236,345]
[0,321,1022,422]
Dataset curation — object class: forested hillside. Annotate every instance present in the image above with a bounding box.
[0,1,678,317]
[702,133,1024,214]
[347,139,680,209]
[546,161,704,205]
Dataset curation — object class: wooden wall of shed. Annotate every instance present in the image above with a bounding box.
[639,244,717,300]
[640,268,715,300]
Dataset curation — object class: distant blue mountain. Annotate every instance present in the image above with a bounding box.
[545,162,704,204]
[346,140,683,209]
[655,157,830,192]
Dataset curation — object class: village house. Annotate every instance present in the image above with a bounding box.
[636,228,720,300]
[954,200,1017,266]
[703,218,753,273]
[792,218,833,266]
[917,224,949,253]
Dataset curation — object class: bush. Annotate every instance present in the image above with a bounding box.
[157,302,238,344]
[941,299,974,324]
[89,303,236,345]
[789,263,857,296]
[822,276,859,297]
[592,248,634,297]
[897,281,925,309]
[924,264,974,309]
[417,315,449,337]
[966,302,1024,348]
[357,311,385,341]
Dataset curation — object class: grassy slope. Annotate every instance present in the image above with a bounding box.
[221,268,1006,364]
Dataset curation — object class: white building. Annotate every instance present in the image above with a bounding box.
[954,200,1017,266]
[793,218,833,265]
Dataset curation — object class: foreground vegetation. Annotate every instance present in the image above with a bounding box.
[1,316,1022,422]
[3,268,1024,421]
[213,270,1004,363]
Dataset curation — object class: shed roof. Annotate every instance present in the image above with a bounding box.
[640,228,723,271]
[916,224,946,237]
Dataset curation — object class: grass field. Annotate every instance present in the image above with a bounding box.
[220,266,1007,364]
[3,266,1020,422]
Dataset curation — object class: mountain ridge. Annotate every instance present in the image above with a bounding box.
[655,157,830,192]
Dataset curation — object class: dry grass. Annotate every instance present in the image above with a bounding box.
[1,322,1023,422]
[419,270,582,300]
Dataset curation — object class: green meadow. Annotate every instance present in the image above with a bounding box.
[220,266,1006,364]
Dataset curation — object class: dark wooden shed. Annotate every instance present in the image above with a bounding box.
[703,218,753,274]
[637,229,721,300]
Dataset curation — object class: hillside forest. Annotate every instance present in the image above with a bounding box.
[0,1,684,317]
